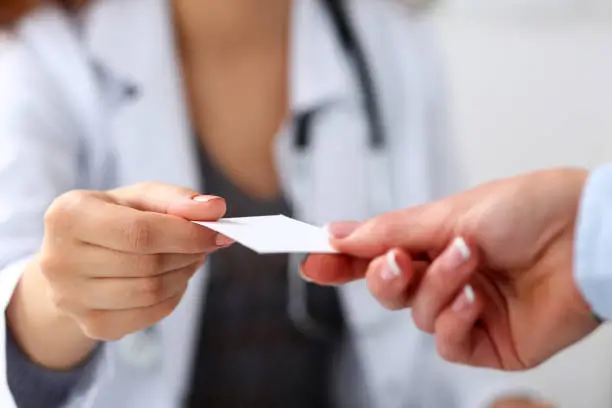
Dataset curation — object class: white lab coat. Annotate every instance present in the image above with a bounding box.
[0,0,533,407]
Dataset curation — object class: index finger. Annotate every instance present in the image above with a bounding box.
[301,254,370,285]
[51,193,224,254]
[330,204,453,259]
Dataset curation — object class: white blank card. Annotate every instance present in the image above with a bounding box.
[194,215,338,254]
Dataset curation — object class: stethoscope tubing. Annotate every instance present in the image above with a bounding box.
[286,0,395,342]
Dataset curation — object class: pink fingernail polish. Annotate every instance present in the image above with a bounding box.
[325,221,360,239]
[299,264,314,282]
[300,272,314,283]
[215,234,234,247]
[193,195,220,203]
[452,285,475,313]
[445,237,471,270]
[380,251,402,281]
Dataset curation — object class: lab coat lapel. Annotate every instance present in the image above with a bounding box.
[278,0,369,226]
[83,0,208,400]
[277,1,391,404]
[83,0,198,189]
[284,0,392,323]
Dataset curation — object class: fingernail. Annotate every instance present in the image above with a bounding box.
[452,285,475,313]
[301,274,314,283]
[326,221,360,239]
[192,195,220,203]
[299,264,314,282]
[380,250,402,281]
[215,234,234,247]
[444,237,471,270]
[299,260,339,286]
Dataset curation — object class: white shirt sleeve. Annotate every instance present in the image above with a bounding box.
[0,31,108,408]
[575,164,612,321]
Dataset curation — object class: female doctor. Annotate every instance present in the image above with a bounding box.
[0,0,541,407]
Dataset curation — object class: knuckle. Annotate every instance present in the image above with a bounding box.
[368,214,401,243]
[134,277,166,304]
[78,324,100,340]
[436,337,459,363]
[383,302,404,312]
[132,181,161,194]
[179,264,199,281]
[133,254,163,276]
[156,291,183,319]
[45,190,89,228]
[366,275,385,303]
[375,212,396,229]
[48,289,73,312]
[379,211,402,229]
[135,182,195,198]
[136,181,162,190]
[77,314,101,338]
[368,280,403,312]
[38,252,64,279]
[124,216,155,252]
[411,309,434,334]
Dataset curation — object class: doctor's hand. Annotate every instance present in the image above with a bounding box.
[8,182,232,370]
[302,168,600,371]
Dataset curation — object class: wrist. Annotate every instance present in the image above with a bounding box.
[567,272,602,338]
[590,310,605,324]
[6,258,98,371]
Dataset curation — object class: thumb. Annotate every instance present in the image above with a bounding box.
[108,182,227,221]
[329,205,453,259]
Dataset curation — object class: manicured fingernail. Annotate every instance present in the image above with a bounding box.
[301,274,314,283]
[381,250,402,281]
[452,285,475,313]
[325,221,360,239]
[299,264,314,282]
[298,259,340,286]
[444,237,471,270]
[215,234,234,247]
[192,195,220,202]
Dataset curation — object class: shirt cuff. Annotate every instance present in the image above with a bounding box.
[575,164,612,321]
[6,323,103,408]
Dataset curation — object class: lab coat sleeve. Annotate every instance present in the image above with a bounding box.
[575,164,612,320]
[0,35,109,408]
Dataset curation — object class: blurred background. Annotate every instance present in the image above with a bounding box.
[427,0,612,407]
[2,0,611,406]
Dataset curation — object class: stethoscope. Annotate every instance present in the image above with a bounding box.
[286,0,391,343]
[118,0,393,368]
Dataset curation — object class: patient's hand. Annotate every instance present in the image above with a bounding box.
[489,396,554,408]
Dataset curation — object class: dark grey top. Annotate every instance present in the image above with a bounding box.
[184,144,345,408]
[5,144,345,408]
[6,324,102,408]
